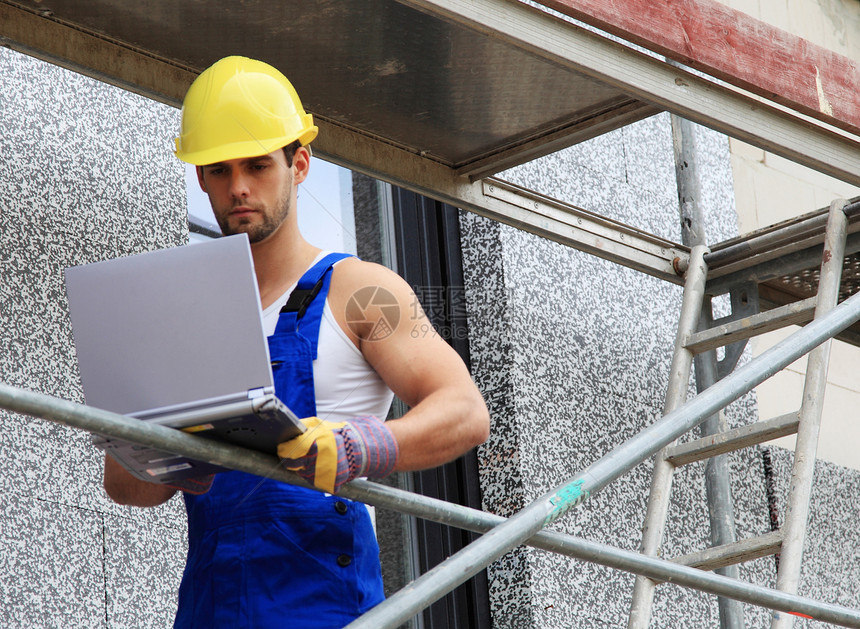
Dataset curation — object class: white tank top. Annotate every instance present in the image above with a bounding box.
[261,254,395,423]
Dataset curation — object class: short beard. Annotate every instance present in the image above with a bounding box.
[217,188,291,243]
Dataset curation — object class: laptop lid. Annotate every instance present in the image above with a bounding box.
[65,234,273,416]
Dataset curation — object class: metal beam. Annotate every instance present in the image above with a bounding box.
[398,0,860,186]
[672,530,785,573]
[705,199,860,281]
[454,99,659,180]
[313,120,690,284]
[665,412,800,467]
[684,297,818,354]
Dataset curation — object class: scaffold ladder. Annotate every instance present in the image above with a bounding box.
[628,198,851,629]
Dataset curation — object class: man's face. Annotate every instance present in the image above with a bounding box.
[198,150,294,243]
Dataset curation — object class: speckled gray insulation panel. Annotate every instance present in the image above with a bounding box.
[1,48,187,627]
[462,114,860,627]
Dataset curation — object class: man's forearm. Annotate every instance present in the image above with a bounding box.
[387,384,490,472]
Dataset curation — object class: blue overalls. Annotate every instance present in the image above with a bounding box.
[174,253,385,629]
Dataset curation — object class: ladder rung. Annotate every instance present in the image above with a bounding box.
[665,412,799,467]
[671,530,784,572]
[684,297,817,354]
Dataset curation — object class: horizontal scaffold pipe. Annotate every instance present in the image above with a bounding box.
[4,290,860,627]
[3,383,860,626]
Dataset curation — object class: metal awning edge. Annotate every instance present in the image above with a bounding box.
[0,2,192,106]
[400,0,860,187]
[314,117,689,285]
[5,0,860,188]
[455,99,660,180]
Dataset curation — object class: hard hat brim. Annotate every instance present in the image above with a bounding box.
[175,127,318,166]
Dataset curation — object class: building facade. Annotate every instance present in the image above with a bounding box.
[2,1,860,624]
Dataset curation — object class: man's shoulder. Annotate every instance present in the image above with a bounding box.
[330,257,405,294]
[326,257,414,347]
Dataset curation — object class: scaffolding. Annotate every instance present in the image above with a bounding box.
[3,256,860,626]
[2,0,860,627]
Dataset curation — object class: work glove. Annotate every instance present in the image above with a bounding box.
[166,474,214,495]
[277,415,399,493]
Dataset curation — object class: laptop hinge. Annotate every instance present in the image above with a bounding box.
[247,387,272,399]
[132,391,253,420]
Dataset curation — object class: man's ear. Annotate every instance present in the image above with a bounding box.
[196,166,207,193]
[293,146,311,185]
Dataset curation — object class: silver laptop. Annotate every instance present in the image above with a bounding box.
[64,234,304,484]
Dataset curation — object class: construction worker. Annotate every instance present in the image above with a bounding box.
[102,56,490,627]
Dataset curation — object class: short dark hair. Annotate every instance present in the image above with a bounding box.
[283,141,301,167]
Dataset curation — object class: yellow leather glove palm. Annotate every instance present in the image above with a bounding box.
[278,417,347,493]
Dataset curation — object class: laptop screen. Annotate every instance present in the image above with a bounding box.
[65,235,273,416]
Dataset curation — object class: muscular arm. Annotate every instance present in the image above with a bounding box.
[103,257,488,498]
[103,454,177,507]
[330,260,490,471]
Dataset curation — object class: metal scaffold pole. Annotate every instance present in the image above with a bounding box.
[771,200,849,629]
[672,112,745,629]
[4,286,860,627]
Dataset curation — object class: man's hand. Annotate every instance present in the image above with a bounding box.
[278,416,399,493]
[103,454,181,507]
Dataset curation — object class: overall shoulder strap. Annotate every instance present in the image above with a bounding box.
[272,253,353,357]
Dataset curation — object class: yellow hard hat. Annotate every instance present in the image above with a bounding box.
[174,56,318,166]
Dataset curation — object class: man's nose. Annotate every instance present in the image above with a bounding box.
[229,171,250,198]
